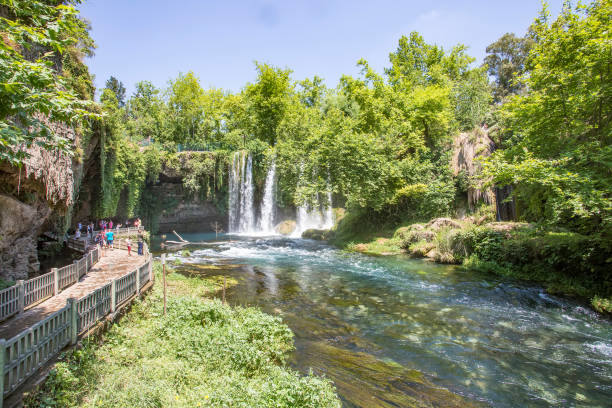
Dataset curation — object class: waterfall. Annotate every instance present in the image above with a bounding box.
[228,152,240,232]
[228,154,332,236]
[293,191,334,237]
[228,151,255,233]
[238,152,255,232]
[259,162,276,233]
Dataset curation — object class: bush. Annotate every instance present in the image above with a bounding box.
[453,226,612,301]
[407,240,436,257]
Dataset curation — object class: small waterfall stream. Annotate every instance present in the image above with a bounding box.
[259,162,276,233]
[292,190,334,237]
[228,151,255,233]
[238,153,255,232]
[228,152,240,232]
[323,191,334,229]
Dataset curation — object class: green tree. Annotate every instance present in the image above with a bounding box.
[125,81,165,142]
[166,71,205,146]
[484,33,533,103]
[452,66,492,130]
[105,76,126,107]
[244,62,293,145]
[483,0,612,232]
[0,0,98,165]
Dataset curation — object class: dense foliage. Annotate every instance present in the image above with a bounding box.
[482,0,611,234]
[0,0,99,165]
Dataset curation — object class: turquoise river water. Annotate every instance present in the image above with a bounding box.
[156,233,612,407]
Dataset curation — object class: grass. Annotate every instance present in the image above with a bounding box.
[26,263,341,408]
[329,210,414,256]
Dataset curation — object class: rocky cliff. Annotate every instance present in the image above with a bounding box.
[451,127,496,216]
[146,181,226,234]
[0,121,74,279]
[0,120,98,280]
[142,153,227,234]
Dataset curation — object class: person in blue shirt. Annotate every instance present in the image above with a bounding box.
[105,230,114,249]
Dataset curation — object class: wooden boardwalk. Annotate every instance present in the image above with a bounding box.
[0,248,146,341]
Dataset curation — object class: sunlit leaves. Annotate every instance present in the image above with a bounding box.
[0,0,99,165]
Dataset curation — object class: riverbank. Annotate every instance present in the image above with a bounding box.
[26,261,341,408]
[327,212,612,314]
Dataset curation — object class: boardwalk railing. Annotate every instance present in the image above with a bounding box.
[0,252,153,402]
[67,227,145,253]
[0,247,102,323]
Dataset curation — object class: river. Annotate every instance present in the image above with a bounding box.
[156,233,612,407]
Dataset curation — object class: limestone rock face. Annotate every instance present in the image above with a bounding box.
[158,201,225,233]
[426,218,462,231]
[451,127,496,212]
[301,228,330,240]
[276,220,296,236]
[0,195,51,280]
[146,179,226,234]
[0,118,83,280]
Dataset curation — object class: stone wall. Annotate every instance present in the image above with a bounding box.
[147,180,226,234]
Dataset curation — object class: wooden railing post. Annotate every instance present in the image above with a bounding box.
[52,268,59,296]
[17,280,25,314]
[0,338,5,408]
[136,266,141,297]
[68,298,78,345]
[149,256,154,283]
[111,279,116,313]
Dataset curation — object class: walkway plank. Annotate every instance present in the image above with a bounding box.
[0,249,146,340]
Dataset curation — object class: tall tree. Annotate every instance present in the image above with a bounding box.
[484,33,533,103]
[483,0,612,232]
[125,81,164,142]
[166,71,205,145]
[105,76,126,107]
[245,62,293,145]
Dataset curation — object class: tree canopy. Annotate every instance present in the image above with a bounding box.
[0,0,98,165]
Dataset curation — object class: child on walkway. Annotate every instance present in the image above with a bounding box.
[125,238,132,256]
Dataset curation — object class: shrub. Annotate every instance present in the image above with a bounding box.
[407,240,436,257]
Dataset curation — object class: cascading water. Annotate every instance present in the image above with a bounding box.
[259,162,276,233]
[228,151,256,233]
[238,153,255,232]
[229,155,332,236]
[293,190,334,237]
[228,152,241,232]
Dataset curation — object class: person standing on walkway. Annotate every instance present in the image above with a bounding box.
[137,232,144,255]
[109,220,113,229]
[126,238,132,256]
[106,229,114,250]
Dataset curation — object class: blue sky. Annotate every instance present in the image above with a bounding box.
[78,0,562,97]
